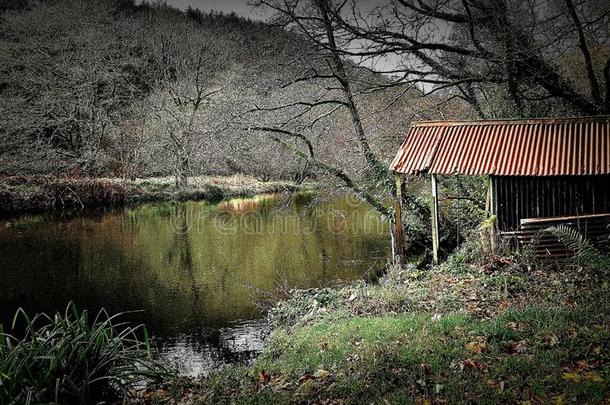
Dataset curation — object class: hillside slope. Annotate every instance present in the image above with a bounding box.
[0,0,463,183]
[0,1,309,176]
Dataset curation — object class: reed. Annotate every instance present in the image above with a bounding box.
[0,303,171,404]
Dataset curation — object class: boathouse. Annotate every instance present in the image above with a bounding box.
[390,116,610,262]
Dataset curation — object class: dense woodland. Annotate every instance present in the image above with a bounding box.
[1,0,608,188]
[0,0,438,183]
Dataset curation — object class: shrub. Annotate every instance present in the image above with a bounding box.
[42,177,127,208]
[0,176,127,213]
[0,303,171,404]
[268,288,344,328]
[203,184,225,202]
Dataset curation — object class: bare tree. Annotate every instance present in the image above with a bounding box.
[0,0,145,174]
[141,6,226,188]
[250,0,436,264]
[327,0,610,117]
[149,52,220,188]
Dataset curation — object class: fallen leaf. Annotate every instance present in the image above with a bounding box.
[584,372,603,383]
[313,369,330,379]
[465,341,488,354]
[562,372,581,382]
[143,389,167,399]
[507,322,522,332]
[564,360,592,373]
[460,358,487,370]
[543,334,559,347]
[420,363,432,376]
[497,300,510,309]
[506,340,528,354]
[298,374,314,384]
[259,370,271,383]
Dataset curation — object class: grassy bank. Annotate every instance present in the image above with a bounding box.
[0,175,302,214]
[152,241,610,403]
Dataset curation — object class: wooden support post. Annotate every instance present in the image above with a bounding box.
[392,173,406,266]
[430,174,441,264]
[488,176,497,251]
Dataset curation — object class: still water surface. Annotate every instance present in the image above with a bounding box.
[0,192,389,376]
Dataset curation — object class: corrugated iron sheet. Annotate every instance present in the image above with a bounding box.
[390,116,610,176]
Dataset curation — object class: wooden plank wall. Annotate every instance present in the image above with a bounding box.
[491,175,610,231]
[516,214,610,257]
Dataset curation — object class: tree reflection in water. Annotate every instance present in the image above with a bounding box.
[0,193,388,376]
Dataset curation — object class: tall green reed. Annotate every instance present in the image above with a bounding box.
[0,302,172,404]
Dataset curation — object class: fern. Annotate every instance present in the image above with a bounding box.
[544,225,610,273]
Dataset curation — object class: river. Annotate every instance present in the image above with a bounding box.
[0,192,389,376]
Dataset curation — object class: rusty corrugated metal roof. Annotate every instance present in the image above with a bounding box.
[390,116,610,176]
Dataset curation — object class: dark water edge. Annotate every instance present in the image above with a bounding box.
[0,192,390,376]
[157,319,269,377]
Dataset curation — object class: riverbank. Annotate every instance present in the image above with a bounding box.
[150,240,610,403]
[0,175,303,215]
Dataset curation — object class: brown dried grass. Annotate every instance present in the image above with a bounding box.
[0,175,127,213]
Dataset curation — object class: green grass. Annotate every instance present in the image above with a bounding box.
[0,303,172,404]
[192,303,608,404]
[154,250,610,404]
